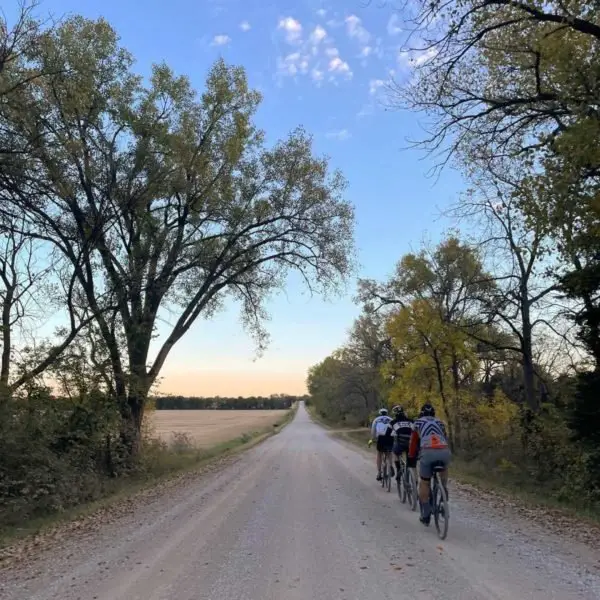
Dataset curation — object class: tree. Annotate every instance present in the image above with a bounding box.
[0,18,355,454]
[385,297,480,448]
[393,0,600,371]
[451,170,566,410]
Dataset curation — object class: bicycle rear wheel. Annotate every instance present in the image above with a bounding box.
[433,475,449,540]
[386,467,392,492]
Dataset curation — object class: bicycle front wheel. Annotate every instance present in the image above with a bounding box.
[433,476,449,540]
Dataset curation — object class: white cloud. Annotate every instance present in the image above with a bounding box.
[275,17,352,85]
[345,14,370,45]
[240,21,251,32]
[278,51,310,76]
[369,79,386,95]
[316,8,327,17]
[398,47,438,68]
[360,45,372,58]
[414,47,438,66]
[328,56,352,77]
[326,129,351,141]
[311,68,324,83]
[309,25,327,44]
[387,14,402,36]
[211,34,231,46]
[278,16,303,44]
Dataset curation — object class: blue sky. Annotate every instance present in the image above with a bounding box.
[18,0,466,395]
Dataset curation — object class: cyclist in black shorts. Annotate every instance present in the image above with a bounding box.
[369,408,395,481]
[390,405,413,481]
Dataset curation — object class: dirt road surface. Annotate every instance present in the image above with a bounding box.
[2,402,600,599]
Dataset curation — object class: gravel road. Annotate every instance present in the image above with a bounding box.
[2,402,600,600]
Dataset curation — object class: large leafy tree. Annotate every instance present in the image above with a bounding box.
[0,18,355,453]
[394,0,600,370]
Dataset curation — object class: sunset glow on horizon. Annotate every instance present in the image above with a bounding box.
[157,369,308,397]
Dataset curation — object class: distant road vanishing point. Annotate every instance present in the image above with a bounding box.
[2,402,600,600]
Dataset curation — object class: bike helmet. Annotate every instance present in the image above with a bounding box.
[378,408,388,416]
[420,403,435,417]
[392,405,405,417]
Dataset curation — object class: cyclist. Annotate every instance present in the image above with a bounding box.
[369,408,394,481]
[390,405,413,482]
[407,403,451,526]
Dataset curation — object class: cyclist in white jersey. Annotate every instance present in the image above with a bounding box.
[369,408,395,481]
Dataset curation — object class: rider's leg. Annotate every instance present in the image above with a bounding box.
[387,451,395,477]
[376,449,382,479]
[418,450,434,523]
[393,444,401,479]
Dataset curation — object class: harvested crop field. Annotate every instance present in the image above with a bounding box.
[149,410,288,448]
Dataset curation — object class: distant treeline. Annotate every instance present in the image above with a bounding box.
[154,394,308,410]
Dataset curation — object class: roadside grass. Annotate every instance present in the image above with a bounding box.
[310,413,600,524]
[0,403,297,548]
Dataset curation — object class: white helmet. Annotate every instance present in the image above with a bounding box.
[379,408,388,416]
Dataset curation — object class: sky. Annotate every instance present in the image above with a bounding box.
[12,0,467,396]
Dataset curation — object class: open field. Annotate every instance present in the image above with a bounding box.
[149,410,288,448]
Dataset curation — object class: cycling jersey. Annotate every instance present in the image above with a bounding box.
[408,416,449,459]
[390,417,413,447]
[371,415,392,440]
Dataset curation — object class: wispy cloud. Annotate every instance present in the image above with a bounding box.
[278,16,303,44]
[326,129,351,141]
[345,15,370,45]
[328,56,352,78]
[276,18,352,85]
[277,52,310,76]
[240,21,251,32]
[387,14,402,36]
[311,68,324,83]
[211,34,231,46]
[316,8,327,17]
[398,47,438,69]
[309,25,327,45]
[369,78,386,95]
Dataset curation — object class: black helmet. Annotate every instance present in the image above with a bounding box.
[392,405,405,417]
[420,403,435,417]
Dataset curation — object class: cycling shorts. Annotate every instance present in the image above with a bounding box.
[376,436,394,453]
[393,441,409,456]
[419,448,452,480]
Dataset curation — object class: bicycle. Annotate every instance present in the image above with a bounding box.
[396,455,418,511]
[429,461,449,540]
[381,451,392,492]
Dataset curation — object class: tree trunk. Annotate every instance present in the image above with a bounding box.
[521,296,539,412]
[1,287,13,387]
[451,357,462,450]
[119,390,146,459]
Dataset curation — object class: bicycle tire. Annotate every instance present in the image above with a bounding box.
[433,474,449,540]
[386,468,392,492]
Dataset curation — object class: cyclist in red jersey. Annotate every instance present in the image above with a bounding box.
[407,403,452,525]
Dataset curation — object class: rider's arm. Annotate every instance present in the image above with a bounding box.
[407,429,419,467]
[370,419,377,441]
